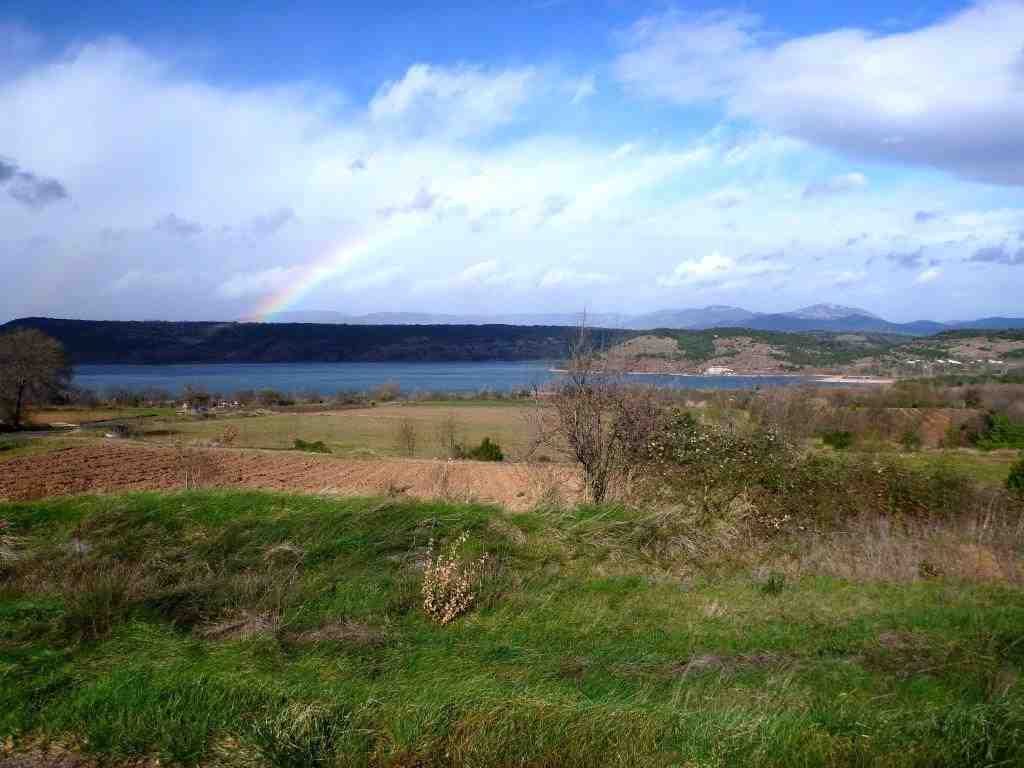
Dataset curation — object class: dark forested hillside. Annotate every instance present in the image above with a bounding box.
[0,318,633,364]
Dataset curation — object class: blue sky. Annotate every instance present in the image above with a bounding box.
[1,1,1022,322]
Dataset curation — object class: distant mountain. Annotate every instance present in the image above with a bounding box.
[627,305,756,330]
[951,317,1024,331]
[267,310,630,327]
[783,304,883,321]
[743,313,946,335]
[260,306,1024,335]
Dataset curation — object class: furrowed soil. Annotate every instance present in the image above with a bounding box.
[0,442,581,511]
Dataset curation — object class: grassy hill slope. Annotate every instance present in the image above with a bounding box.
[2,491,1023,766]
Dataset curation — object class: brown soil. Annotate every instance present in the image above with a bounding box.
[0,443,582,511]
[706,337,791,373]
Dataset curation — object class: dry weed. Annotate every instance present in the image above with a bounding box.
[422,532,489,625]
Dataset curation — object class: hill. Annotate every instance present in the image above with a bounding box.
[0,317,632,365]
[4,318,1023,374]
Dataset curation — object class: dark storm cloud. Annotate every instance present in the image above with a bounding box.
[0,157,69,209]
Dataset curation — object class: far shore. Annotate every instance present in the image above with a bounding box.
[547,367,895,384]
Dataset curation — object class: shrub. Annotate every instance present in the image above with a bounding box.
[293,438,330,454]
[1008,454,1024,496]
[462,437,504,462]
[645,410,794,522]
[758,571,786,596]
[435,414,461,458]
[219,424,239,446]
[422,532,489,625]
[0,519,24,570]
[395,418,417,457]
[976,413,1024,450]
[900,427,923,452]
[258,389,294,407]
[821,430,855,450]
[372,381,401,402]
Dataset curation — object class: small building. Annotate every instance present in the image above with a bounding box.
[703,366,735,375]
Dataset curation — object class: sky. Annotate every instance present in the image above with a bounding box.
[1,0,1023,323]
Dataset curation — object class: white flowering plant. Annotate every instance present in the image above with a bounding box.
[421,532,490,625]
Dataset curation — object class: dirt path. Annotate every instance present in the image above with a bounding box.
[0,442,582,511]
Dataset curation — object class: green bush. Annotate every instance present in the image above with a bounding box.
[900,427,923,452]
[1009,454,1024,496]
[293,438,331,454]
[821,430,855,450]
[462,437,504,462]
[976,413,1024,450]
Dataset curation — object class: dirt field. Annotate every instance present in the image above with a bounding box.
[0,442,582,511]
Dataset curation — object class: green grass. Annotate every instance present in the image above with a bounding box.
[899,450,1020,486]
[2,491,1023,766]
[136,402,540,460]
[0,436,79,463]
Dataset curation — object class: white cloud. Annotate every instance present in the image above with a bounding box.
[803,172,867,199]
[828,269,867,287]
[537,268,612,288]
[459,259,501,283]
[656,251,790,288]
[615,10,762,104]
[1,29,1021,322]
[369,63,536,138]
[569,74,597,104]
[218,266,301,299]
[915,267,942,283]
[616,2,1024,184]
[707,186,750,208]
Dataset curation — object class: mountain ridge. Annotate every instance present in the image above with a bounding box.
[265,305,1024,335]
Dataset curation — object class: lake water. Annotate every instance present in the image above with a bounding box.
[72,362,821,396]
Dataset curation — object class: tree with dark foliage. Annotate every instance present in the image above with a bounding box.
[0,329,71,429]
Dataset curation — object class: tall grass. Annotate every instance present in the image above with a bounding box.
[2,490,1023,766]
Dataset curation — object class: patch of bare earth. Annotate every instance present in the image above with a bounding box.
[196,610,280,641]
[0,742,159,768]
[287,620,387,647]
[945,337,1024,361]
[0,443,583,511]
[705,337,795,373]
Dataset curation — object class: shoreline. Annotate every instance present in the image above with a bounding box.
[547,368,895,384]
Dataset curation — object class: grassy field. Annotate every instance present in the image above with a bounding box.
[28,405,177,425]
[136,402,542,460]
[0,436,80,463]
[898,449,1021,486]
[2,491,1023,767]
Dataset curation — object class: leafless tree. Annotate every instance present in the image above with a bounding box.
[0,328,71,429]
[533,323,664,503]
[396,417,418,457]
[435,414,461,458]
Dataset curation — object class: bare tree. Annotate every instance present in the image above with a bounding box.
[395,417,418,457]
[0,329,71,429]
[534,323,663,503]
[435,414,461,458]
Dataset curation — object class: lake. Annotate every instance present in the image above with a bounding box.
[71,362,821,396]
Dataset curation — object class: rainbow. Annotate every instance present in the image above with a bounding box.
[246,214,421,322]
